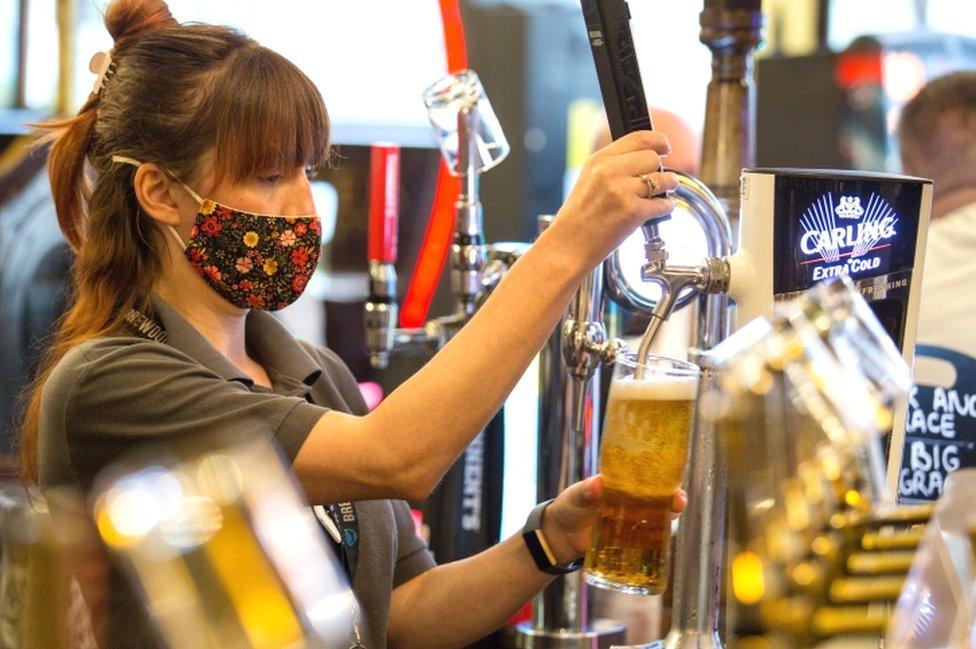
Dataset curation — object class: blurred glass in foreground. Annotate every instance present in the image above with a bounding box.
[888,469,976,648]
[708,277,929,648]
[91,434,358,649]
[0,485,103,649]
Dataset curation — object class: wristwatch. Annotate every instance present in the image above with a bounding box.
[521,499,584,575]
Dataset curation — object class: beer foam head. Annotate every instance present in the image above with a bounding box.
[610,375,699,401]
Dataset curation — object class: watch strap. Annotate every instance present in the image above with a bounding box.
[521,499,584,575]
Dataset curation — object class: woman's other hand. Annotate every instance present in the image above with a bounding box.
[540,475,687,566]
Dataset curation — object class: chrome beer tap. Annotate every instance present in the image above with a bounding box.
[623,173,733,649]
[365,71,523,370]
[518,217,627,649]
[573,2,754,648]
[452,95,489,320]
[363,143,453,369]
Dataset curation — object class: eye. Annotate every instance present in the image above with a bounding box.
[304,166,317,180]
[258,172,283,184]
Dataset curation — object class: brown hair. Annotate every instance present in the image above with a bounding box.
[20,0,330,483]
[898,71,976,194]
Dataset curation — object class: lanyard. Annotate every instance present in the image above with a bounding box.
[314,503,361,582]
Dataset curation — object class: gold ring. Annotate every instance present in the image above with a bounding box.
[640,173,660,198]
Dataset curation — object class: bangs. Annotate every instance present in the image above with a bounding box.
[207,45,330,182]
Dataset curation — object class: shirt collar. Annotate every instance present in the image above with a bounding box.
[150,295,322,390]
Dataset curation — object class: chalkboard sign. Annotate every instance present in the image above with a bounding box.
[898,344,976,502]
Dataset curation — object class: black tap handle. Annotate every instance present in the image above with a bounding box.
[581,0,669,233]
[580,0,653,141]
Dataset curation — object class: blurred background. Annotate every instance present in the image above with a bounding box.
[4,0,976,473]
[3,1,976,646]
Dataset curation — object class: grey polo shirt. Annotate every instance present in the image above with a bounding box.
[37,295,434,649]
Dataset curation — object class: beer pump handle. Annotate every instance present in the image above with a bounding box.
[580,0,670,253]
[367,143,401,266]
[365,143,401,369]
[580,0,652,141]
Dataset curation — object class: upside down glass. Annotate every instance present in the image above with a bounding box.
[422,69,510,175]
[584,353,700,595]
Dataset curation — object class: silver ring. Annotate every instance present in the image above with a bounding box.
[640,173,660,198]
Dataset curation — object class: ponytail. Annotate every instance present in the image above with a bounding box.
[106,0,177,46]
[19,0,178,483]
[40,99,98,250]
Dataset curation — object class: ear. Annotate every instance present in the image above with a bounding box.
[132,163,194,227]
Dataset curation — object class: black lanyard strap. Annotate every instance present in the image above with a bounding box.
[325,502,360,582]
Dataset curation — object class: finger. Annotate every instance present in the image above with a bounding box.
[568,475,602,508]
[671,489,688,513]
[634,195,677,223]
[598,130,672,156]
[602,149,666,177]
[631,171,679,199]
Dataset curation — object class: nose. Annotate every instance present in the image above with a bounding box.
[282,171,317,216]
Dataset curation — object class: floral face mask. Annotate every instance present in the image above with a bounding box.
[112,156,321,311]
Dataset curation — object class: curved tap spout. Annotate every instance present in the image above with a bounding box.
[606,171,732,364]
[605,171,732,319]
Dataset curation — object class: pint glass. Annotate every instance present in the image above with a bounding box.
[584,353,700,595]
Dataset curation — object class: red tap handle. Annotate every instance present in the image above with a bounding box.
[368,143,401,264]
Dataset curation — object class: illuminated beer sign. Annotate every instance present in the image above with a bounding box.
[772,172,923,303]
[798,193,899,281]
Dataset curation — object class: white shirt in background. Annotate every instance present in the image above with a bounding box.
[901,202,976,501]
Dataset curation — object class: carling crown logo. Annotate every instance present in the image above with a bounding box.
[835,195,864,219]
[800,193,898,264]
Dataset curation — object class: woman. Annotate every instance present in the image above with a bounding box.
[21,0,682,647]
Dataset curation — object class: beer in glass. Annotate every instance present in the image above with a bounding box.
[584,353,699,595]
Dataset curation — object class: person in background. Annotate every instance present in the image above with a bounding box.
[898,71,976,502]
[19,1,685,647]
[594,108,701,175]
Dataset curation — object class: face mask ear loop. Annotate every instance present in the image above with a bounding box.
[178,181,206,206]
[167,180,206,252]
[111,155,200,251]
[166,226,189,251]
[111,155,143,167]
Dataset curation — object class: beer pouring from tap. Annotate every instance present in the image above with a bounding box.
[576,3,735,648]
[584,354,700,595]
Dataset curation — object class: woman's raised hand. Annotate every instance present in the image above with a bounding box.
[546,130,678,270]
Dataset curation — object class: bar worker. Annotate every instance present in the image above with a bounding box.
[20,1,684,647]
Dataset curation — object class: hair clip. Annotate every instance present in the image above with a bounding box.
[89,50,117,96]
